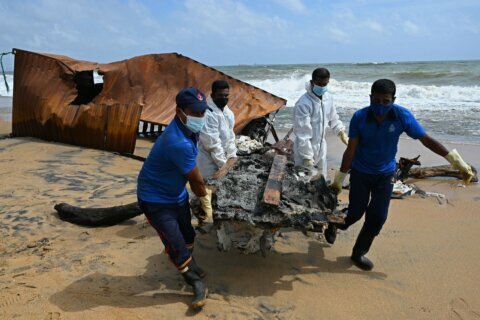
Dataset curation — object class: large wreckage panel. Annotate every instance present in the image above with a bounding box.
[12,49,141,153]
[12,49,286,153]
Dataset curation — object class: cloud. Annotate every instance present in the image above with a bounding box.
[272,0,308,15]
[403,20,421,35]
[0,0,478,67]
[364,20,384,34]
[328,26,351,44]
[0,0,174,63]
[178,0,290,50]
[454,16,480,34]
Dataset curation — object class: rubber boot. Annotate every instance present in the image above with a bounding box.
[351,226,376,271]
[190,257,207,278]
[182,263,208,309]
[187,248,206,278]
[324,223,337,244]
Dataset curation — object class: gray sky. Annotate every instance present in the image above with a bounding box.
[1,0,479,69]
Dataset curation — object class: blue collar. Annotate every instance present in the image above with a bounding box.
[175,116,193,136]
[174,116,199,143]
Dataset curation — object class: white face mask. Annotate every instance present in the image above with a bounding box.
[185,115,205,133]
[312,84,328,96]
[180,109,205,133]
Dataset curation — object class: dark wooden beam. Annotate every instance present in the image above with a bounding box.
[262,154,287,206]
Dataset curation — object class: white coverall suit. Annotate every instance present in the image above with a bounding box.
[293,82,346,178]
[197,96,237,179]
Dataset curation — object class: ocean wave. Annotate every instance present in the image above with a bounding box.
[3,69,479,113]
[249,75,480,111]
[3,60,478,142]
[393,70,471,80]
[352,61,398,66]
[0,74,13,97]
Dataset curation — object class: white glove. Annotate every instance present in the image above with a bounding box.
[198,188,213,221]
[444,149,474,184]
[338,131,349,146]
[331,171,347,194]
[303,159,314,167]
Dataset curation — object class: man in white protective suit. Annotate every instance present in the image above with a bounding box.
[293,67,349,178]
[197,80,237,179]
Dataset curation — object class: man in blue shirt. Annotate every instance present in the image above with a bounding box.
[137,87,213,309]
[330,79,474,271]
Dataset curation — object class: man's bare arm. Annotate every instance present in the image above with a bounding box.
[185,166,207,197]
[339,137,359,173]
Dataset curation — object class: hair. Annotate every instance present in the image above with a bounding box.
[211,80,229,94]
[312,68,330,80]
[371,79,396,97]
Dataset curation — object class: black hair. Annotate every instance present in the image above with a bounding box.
[211,80,229,94]
[312,68,330,80]
[371,79,396,97]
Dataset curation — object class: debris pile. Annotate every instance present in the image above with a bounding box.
[235,135,268,156]
[198,151,343,255]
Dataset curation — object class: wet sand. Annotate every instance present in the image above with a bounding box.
[1,119,479,319]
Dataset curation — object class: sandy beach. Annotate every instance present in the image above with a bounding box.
[1,117,479,319]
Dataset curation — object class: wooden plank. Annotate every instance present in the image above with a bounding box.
[262,154,287,206]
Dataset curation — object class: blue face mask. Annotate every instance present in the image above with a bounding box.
[185,114,205,133]
[370,103,393,117]
[312,84,328,97]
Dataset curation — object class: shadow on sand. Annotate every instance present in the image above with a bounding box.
[50,229,386,316]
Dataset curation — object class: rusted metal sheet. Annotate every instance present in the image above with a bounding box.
[105,103,143,153]
[262,154,287,206]
[12,48,286,153]
[12,49,141,153]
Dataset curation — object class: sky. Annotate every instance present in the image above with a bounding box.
[0,0,479,69]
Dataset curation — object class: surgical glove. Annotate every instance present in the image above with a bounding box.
[331,171,347,194]
[338,131,349,146]
[303,159,314,167]
[198,188,213,221]
[444,149,474,184]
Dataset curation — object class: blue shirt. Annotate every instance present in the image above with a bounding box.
[349,104,425,174]
[137,117,198,203]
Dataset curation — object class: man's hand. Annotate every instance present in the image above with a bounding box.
[303,159,314,167]
[198,188,213,222]
[444,149,474,184]
[330,171,347,195]
[212,157,238,180]
[338,131,349,146]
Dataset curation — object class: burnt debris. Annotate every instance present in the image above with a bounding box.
[208,153,339,230]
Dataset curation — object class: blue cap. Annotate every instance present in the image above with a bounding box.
[175,87,210,112]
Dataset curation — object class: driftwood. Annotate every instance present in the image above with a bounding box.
[396,155,421,181]
[262,154,287,206]
[395,155,478,183]
[53,158,238,226]
[54,202,142,227]
[408,164,478,182]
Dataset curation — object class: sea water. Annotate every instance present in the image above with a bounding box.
[218,60,480,144]
[1,60,479,143]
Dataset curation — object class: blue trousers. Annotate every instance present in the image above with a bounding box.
[344,168,395,235]
[139,199,195,270]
